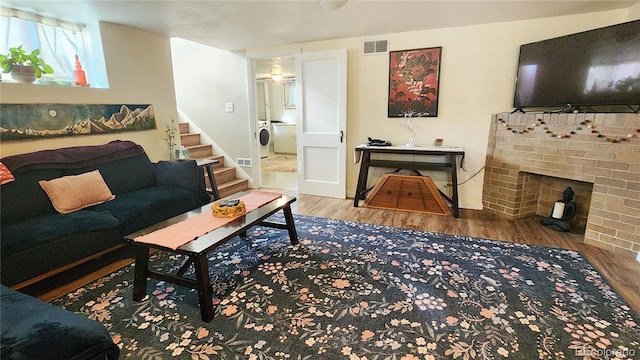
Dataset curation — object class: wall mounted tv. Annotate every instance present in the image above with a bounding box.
[513,20,640,110]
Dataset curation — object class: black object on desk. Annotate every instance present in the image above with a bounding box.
[354,145,465,218]
[367,137,392,146]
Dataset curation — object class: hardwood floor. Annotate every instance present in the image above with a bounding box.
[31,190,640,315]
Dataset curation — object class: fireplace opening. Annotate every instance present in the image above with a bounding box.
[526,173,593,234]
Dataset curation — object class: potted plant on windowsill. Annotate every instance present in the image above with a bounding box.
[0,45,54,83]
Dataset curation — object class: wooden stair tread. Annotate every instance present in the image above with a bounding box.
[178,123,190,134]
[217,178,250,199]
[180,133,201,147]
[218,178,248,187]
[213,166,236,184]
[179,122,247,198]
[214,166,234,174]
[186,144,211,149]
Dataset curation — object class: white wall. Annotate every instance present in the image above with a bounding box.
[0,22,177,162]
[170,38,253,178]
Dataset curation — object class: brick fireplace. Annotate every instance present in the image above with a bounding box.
[483,112,640,258]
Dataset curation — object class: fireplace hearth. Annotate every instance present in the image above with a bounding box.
[483,112,640,257]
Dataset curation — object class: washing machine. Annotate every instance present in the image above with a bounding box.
[258,121,271,158]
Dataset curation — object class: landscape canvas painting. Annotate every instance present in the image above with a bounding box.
[0,104,156,141]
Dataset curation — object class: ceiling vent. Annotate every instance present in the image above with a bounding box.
[363,39,389,55]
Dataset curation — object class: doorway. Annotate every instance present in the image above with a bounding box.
[254,56,298,191]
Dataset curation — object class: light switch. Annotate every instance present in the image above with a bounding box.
[225,102,234,113]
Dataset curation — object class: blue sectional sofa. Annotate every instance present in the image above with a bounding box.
[1,140,211,287]
[1,284,120,359]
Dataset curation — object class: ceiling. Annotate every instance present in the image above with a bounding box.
[255,57,296,80]
[5,1,637,51]
[4,1,636,78]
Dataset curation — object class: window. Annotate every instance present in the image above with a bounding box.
[1,6,107,88]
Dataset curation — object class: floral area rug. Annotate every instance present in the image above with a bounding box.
[52,214,640,359]
[261,155,297,173]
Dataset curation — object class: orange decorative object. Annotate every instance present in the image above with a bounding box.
[212,200,246,218]
[74,55,87,87]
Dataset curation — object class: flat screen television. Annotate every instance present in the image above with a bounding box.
[513,20,640,109]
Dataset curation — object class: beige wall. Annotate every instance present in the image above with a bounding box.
[245,9,635,208]
[629,2,640,19]
[0,22,178,162]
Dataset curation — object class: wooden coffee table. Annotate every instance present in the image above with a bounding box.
[123,196,298,322]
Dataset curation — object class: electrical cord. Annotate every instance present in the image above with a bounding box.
[456,164,486,186]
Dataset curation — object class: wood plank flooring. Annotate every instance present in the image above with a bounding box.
[31,190,640,315]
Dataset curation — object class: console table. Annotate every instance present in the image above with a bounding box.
[354,145,465,218]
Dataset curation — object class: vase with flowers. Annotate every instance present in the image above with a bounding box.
[164,117,178,161]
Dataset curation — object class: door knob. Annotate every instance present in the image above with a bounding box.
[339,130,344,143]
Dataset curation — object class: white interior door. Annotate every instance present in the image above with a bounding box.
[296,49,347,198]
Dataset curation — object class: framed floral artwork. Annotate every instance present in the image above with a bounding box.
[388,47,442,117]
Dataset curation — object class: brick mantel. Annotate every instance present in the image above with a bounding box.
[483,112,640,257]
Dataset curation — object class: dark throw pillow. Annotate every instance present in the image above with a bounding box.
[156,160,200,191]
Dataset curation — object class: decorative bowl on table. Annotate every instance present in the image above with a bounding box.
[211,199,246,218]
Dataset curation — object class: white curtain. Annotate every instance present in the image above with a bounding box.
[1,6,91,85]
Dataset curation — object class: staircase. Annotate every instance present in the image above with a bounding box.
[179,122,249,198]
